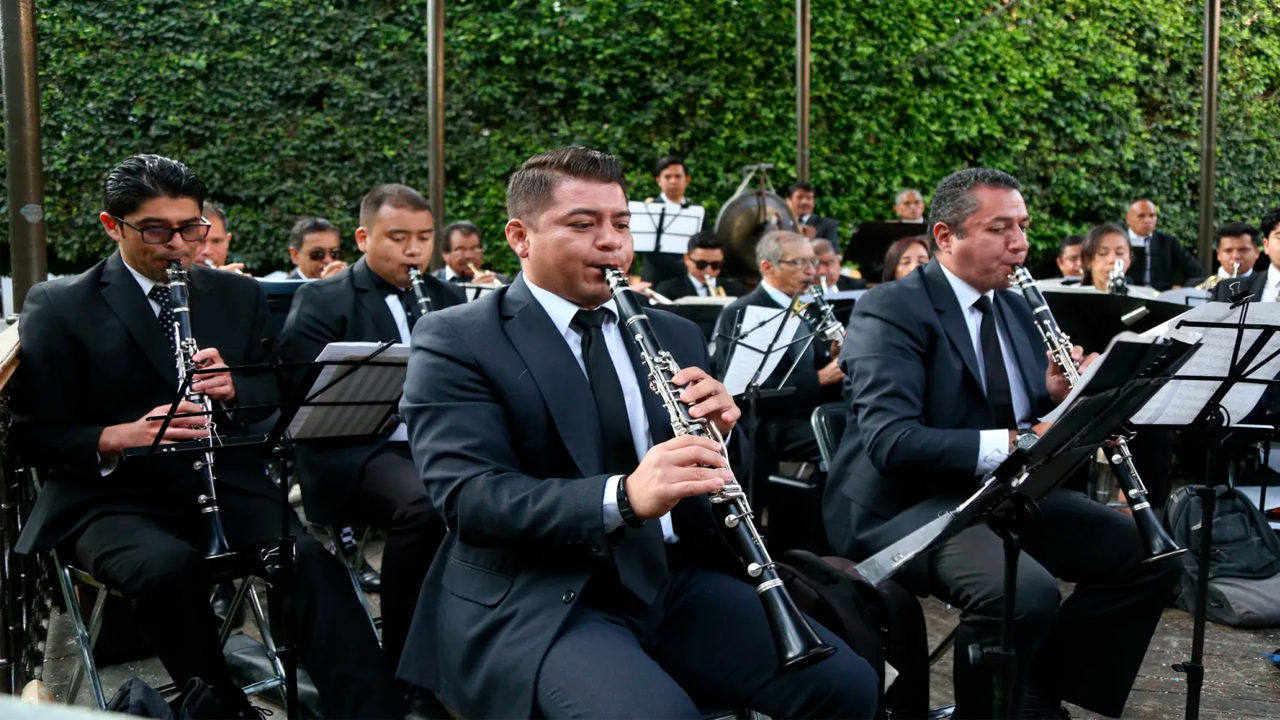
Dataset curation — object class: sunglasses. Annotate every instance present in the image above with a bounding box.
[114,216,212,245]
[307,247,342,262]
[693,260,722,271]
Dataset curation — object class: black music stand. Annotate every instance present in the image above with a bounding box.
[1037,289,1187,354]
[842,221,927,279]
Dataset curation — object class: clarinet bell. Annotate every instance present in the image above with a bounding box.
[1135,506,1186,564]
[759,582,837,671]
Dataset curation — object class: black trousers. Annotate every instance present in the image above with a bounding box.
[349,443,446,670]
[534,558,880,719]
[927,488,1181,719]
[69,488,407,719]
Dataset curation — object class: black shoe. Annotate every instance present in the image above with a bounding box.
[211,582,247,629]
[357,559,382,592]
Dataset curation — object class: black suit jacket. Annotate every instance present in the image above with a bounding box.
[1212,270,1266,302]
[802,213,840,246]
[711,286,824,414]
[396,276,740,718]
[276,256,464,525]
[653,274,749,301]
[12,253,279,554]
[1129,230,1204,291]
[835,275,868,291]
[822,261,1052,586]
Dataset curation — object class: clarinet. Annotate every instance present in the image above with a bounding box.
[407,266,434,315]
[798,283,846,344]
[166,260,234,561]
[1106,258,1129,295]
[603,267,836,671]
[1009,265,1184,563]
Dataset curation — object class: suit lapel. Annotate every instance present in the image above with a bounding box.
[502,278,602,477]
[923,261,984,388]
[99,253,179,388]
[352,258,402,342]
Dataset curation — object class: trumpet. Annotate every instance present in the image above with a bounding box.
[705,275,726,298]
[603,267,836,671]
[406,266,434,315]
[1010,265,1184,564]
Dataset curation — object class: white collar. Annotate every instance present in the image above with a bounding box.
[122,256,164,298]
[1267,265,1280,291]
[688,273,709,290]
[1218,266,1253,279]
[799,213,812,223]
[523,276,620,336]
[759,280,794,309]
[660,193,686,207]
[444,265,461,281]
[1127,228,1150,246]
[938,261,995,312]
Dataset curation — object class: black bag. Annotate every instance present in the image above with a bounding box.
[105,676,174,718]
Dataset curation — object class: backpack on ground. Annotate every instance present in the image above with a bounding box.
[1165,484,1280,628]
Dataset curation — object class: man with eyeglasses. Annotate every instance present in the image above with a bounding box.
[434,221,505,286]
[652,231,747,300]
[813,239,866,292]
[284,217,347,280]
[9,154,407,719]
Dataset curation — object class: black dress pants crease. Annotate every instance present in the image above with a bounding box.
[926,488,1182,719]
[352,443,447,670]
[534,562,880,719]
[70,487,407,719]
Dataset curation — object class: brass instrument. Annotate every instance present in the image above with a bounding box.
[705,275,727,298]
[166,260,233,561]
[1196,261,1239,291]
[1010,265,1184,563]
[603,267,836,671]
[406,266,434,315]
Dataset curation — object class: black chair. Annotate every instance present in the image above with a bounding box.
[810,402,846,473]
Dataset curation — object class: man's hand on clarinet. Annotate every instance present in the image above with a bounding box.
[98,400,208,457]
[191,348,236,404]
[672,367,740,436]
[626,435,733,520]
[1045,346,1098,404]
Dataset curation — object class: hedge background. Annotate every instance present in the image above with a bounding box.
[1,0,1279,277]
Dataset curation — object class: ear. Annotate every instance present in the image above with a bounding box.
[506,218,531,260]
[287,246,300,263]
[99,212,124,245]
[932,222,954,255]
[355,226,370,253]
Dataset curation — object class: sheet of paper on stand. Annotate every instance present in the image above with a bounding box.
[628,201,706,254]
[722,305,803,397]
[288,341,409,440]
[673,295,735,306]
[1130,302,1280,426]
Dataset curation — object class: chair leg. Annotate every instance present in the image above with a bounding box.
[218,580,254,646]
[327,526,380,641]
[928,626,958,668]
[245,580,286,684]
[54,560,106,710]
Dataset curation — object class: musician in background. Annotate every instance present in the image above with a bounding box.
[786,183,840,246]
[1081,223,1160,299]
[881,235,931,282]
[639,155,696,286]
[435,221,505,285]
[652,231,748,300]
[1197,222,1259,292]
[1214,208,1280,301]
[1056,235,1083,280]
[824,168,1180,719]
[813,239,866,291]
[195,201,246,274]
[396,146,877,719]
[286,217,346,280]
[11,154,404,719]
[892,189,926,223]
[278,183,462,674]
[1124,198,1203,290]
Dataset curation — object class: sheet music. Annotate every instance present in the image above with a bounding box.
[722,305,803,397]
[1040,332,1160,424]
[628,201,706,253]
[288,342,409,440]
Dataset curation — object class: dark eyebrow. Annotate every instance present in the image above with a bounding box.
[136,216,203,225]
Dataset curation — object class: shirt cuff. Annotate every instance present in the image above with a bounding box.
[976,429,1010,475]
[97,452,119,477]
[602,474,625,533]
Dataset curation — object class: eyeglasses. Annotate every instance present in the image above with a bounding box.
[307,247,342,262]
[776,257,820,269]
[114,216,211,245]
[693,260,722,271]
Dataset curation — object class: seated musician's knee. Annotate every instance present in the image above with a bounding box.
[120,542,204,599]
[797,643,881,719]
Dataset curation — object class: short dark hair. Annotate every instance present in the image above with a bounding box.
[359,183,431,227]
[654,155,687,176]
[787,182,815,197]
[1058,235,1084,257]
[506,146,627,223]
[442,221,482,252]
[882,236,931,283]
[104,154,207,218]
[1215,222,1259,247]
[928,168,1021,240]
[288,217,340,250]
[1080,222,1129,284]
[202,200,227,228]
[1262,208,1280,239]
[685,230,724,254]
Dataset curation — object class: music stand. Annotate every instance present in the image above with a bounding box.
[841,222,927,280]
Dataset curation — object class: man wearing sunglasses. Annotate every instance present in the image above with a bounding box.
[652,231,748,300]
[285,217,347,280]
[9,154,406,719]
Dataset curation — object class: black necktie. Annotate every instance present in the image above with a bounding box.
[974,296,1017,430]
[401,289,422,327]
[149,284,177,356]
[1131,243,1148,286]
[571,308,666,602]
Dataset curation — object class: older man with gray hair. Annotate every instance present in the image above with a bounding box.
[893,189,926,223]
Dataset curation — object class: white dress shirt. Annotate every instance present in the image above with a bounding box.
[1263,265,1280,303]
[442,265,461,282]
[123,260,164,317]
[688,274,710,297]
[524,278,679,543]
[1218,266,1253,280]
[379,293,413,441]
[937,263,1034,474]
[759,280,793,309]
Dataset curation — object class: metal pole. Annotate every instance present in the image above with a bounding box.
[426,0,445,269]
[1,0,47,316]
[795,0,810,183]
[1195,0,1221,266]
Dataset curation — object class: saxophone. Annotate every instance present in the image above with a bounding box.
[166,260,234,561]
[603,267,836,671]
[1010,265,1184,563]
